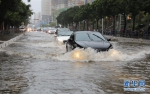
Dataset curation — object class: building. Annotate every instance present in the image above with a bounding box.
[51,0,86,12]
[51,0,68,10]
[51,0,68,23]
[33,12,42,26]
[51,0,58,10]
[59,0,68,9]
[41,0,51,25]
[68,0,94,7]
[51,0,85,10]
[85,0,95,4]
[68,0,84,7]
[41,0,93,25]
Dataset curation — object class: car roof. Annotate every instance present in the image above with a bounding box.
[74,31,101,34]
[57,28,69,29]
[61,30,73,32]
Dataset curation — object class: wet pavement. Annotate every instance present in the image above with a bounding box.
[0,32,150,94]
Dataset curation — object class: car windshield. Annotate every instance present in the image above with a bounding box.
[58,31,73,36]
[89,32,106,41]
[75,32,106,41]
[75,33,91,41]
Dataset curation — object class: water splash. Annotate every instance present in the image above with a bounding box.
[1,33,150,62]
[53,47,150,62]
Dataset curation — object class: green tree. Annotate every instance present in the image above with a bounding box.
[0,0,32,27]
[91,0,102,30]
[73,5,86,30]
[116,0,129,32]
[57,6,79,28]
[127,0,143,31]
[76,4,92,30]
[57,0,149,33]
[0,0,32,30]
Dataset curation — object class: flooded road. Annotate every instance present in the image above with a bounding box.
[0,32,150,94]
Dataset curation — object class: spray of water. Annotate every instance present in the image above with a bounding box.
[53,47,150,62]
[1,33,150,62]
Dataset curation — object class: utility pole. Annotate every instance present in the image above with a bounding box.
[102,18,104,34]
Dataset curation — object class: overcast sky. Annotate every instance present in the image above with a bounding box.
[22,0,41,13]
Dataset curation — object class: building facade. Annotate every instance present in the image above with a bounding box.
[41,0,95,25]
[41,0,51,25]
[51,0,68,10]
[85,0,95,4]
[33,12,42,26]
[68,0,85,7]
[51,0,85,10]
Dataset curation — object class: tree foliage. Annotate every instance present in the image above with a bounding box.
[0,0,33,29]
[57,0,150,31]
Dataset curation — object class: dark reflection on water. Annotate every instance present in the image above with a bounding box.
[0,53,30,94]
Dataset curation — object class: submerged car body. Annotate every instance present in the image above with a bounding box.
[66,31,113,52]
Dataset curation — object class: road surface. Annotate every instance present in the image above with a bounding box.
[0,32,150,94]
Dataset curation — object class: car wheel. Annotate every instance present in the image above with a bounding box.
[66,46,68,52]
[66,43,69,52]
[66,43,73,52]
[66,44,71,52]
[71,45,75,50]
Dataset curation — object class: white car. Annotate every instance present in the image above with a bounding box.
[19,28,26,32]
[46,28,56,34]
[56,31,73,44]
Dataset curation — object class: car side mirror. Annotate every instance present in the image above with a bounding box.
[107,39,111,41]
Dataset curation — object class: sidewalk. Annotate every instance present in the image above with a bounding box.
[0,32,23,41]
[0,32,24,48]
[104,35,150,44]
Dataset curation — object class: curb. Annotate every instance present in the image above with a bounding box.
[104,35,150,44]
[0,33,25,48]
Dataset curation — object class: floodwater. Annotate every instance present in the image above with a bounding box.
[0,32,150,94]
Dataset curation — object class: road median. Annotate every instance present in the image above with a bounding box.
[0,33,25,48]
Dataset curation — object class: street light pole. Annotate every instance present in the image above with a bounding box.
[55,15,57,26]
[48,18,49,25]
[102,18,104,34]
[40,20,41,29]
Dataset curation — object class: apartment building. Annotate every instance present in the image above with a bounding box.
[41,0,51,24]
[68,0,85,7]
[51,0,68,10]
[85,0,95,4]
[41,0,95,24]
[33,12,42,25]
